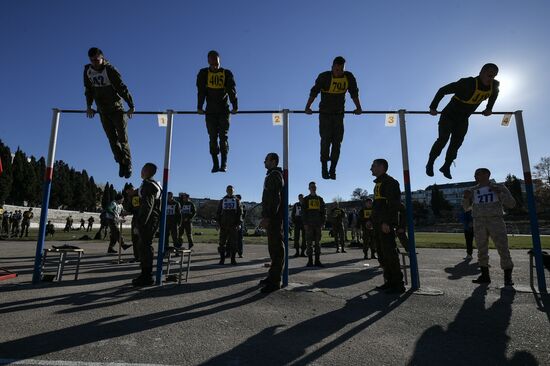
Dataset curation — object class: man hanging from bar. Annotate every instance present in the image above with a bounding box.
[84,47,135,179]
[305,56,362,180]
[426,63,500,179]
[196,50,238,173]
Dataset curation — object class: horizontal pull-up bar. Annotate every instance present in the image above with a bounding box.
[60,109,164,115]
[32,108,547,294]
[57,109,518,115]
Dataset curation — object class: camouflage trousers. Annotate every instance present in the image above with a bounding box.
[305,225,322,256]
[474,216,514,270]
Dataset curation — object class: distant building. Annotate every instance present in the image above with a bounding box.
[402,179,526,209]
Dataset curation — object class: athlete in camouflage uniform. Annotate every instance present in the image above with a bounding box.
[84,47,135,179]
[359,198,376,260]
[105,194,124,254]
[330,203,347,253]
[133,163,162,286]
[179,193,196,249]
[258,153,285,293]
[196,50,238,173]
[216,185,243,265]
[165,192,182,249]
[302,182,327,267]
[291,194,307,257]
[20,208,34,237]
[371,159,405,294]
[463,168,515,286]
[305,56,362,180]
[426,63,500,179]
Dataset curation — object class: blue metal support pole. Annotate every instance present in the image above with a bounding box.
[155,110,174,285]
[514,110,547,293]
[398,110,420,289]
[282,109,290,287]
[33,109,61,284]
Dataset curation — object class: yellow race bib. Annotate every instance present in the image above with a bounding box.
[132,196,140,208]
[453,78,492,105]
[374,182,386,200]
[207,70,225,89]
[363,209,372,219]
[308,199,320,210]
[324,76,348,94]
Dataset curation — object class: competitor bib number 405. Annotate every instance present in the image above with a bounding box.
[207,70,225,89]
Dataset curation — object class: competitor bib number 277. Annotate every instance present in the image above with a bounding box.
[475,187,499,204]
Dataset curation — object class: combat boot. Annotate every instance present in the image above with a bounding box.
[124,162,132,179]
[439,161,453,179]
[321,161,329,180]
[211,154,220,173]
[306,254,314,267]
[220,152,228,172]
[472,266,491,284]
[132,267,154,286]
[329,161,337,180]
[425,156,435,177]
[231,252,237,265]
[504,269,514,286]
[218,251,225,265]
[314,254,324,267]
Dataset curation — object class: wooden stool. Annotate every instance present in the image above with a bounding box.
[42,246,84,281]
[165,247,192,285]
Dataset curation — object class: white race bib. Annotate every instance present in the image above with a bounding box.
[474,186,499,204]
[181,204,191,214]
[166,204,176,215]
[87,67,111,87]
[223,198,237,210]
[295,206,302,216]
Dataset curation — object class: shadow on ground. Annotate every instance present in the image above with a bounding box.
[407,286,539,365]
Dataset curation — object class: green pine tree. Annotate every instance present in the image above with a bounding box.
[0,140,13,205]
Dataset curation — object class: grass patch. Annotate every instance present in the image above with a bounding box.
[4,228,549,250]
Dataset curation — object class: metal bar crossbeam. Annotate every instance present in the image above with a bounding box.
[31,108,546,294]
[58,109,517,115]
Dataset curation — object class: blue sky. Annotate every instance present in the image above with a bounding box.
[1,0,549,203]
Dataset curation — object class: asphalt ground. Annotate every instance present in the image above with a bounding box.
[0,239,549,366]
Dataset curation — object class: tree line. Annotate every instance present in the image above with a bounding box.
[0,139,117,211]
